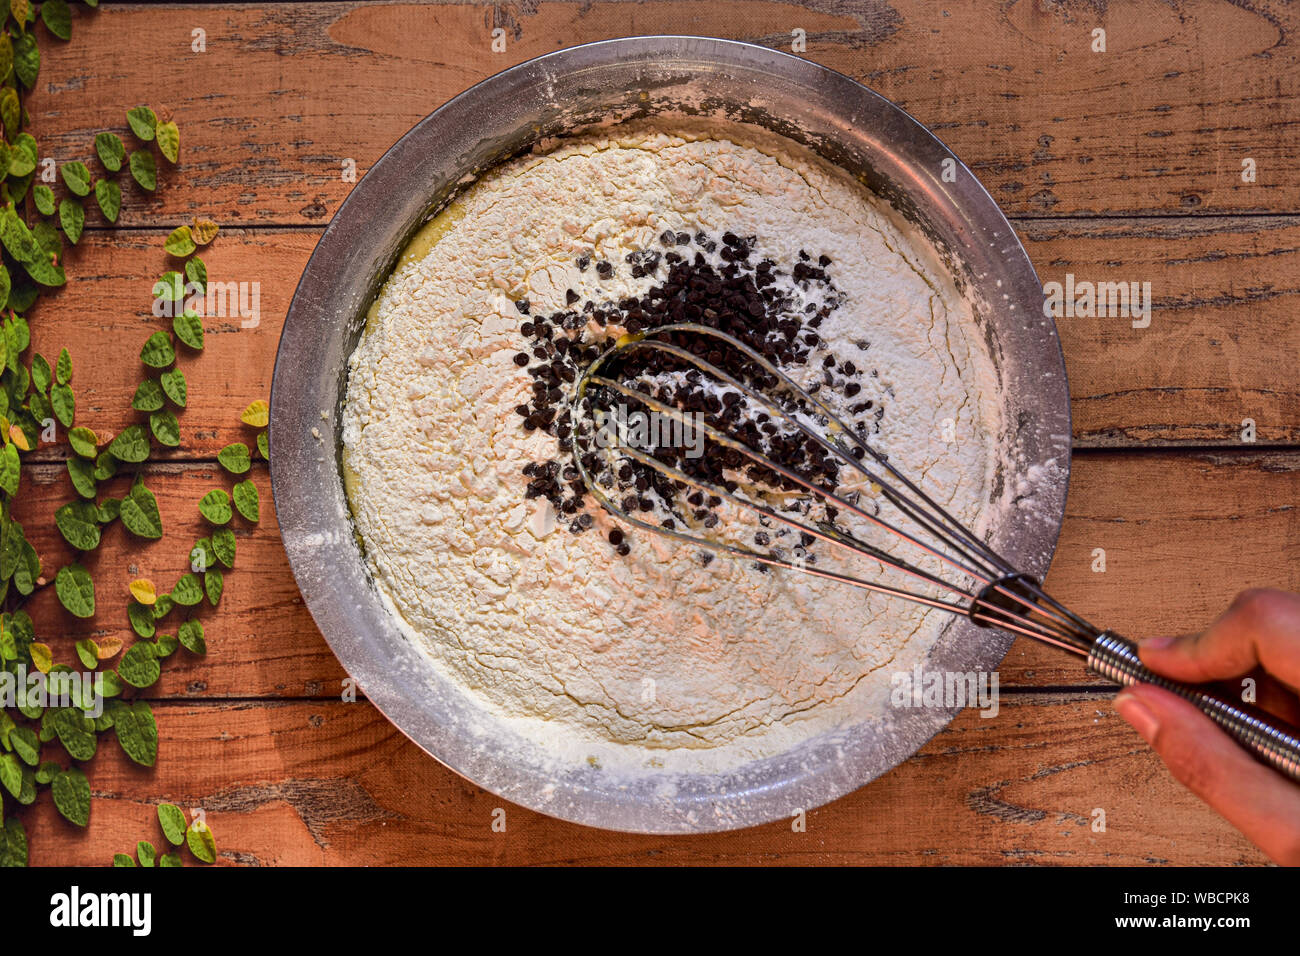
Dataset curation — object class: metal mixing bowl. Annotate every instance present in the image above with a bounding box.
[270,36,1071,833]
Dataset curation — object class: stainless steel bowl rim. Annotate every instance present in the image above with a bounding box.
[270,36,1072,833]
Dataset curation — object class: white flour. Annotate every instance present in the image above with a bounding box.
[341,122,1003,773]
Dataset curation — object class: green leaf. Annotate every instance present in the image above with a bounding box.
[154,632,178,657]
[131,378,165,411]
[149,409,179,447]
[95,131,125,172]
[153,594,174,619]
[10,726,38,765]
[30,351,50,392]
[94,178,120,223]
[127,599,155,638]
[233,480,260,522]
[96,496,120,522]
[56,346,71,384]
[54,562,95,617]
[109,424,149,462]
[35,760,60,785]
[50,381,74,426]
[55,500,100,551]
[173,309,204,349]
[32,218,61,258]
[198,489,231,524]
[0,89,16,141]
[159,852,182,867]
[66,456,96,499]
[140,330,175,369]
[154,270,184,303]
[204,567,223,605]
[7,144,33,177]
[0,34,12,88]
[1,206,41,263]
[127,105,157,141]
[171,573,203,606]
[22,249,66,288]
[16,540,39,597]
[0,443,18,495]
[185,255,206,292]
[212,527,236,568]
[51,708,96,761]
[41,0,71,40]
[186,819,216,863]
[190,537,215,572]
[11,32,37,88]
[52,767,90,826]
[158,803,187,846]
[60,160,90,197]
[257,429,269,460]
[164,223,194,257]
[113,853,135,867]
[1,816,28,867]
[178,618,205,654]
[161,367,186,406]
[217,442,250,475]
[58,197,83,244]
[129,150,156,191]
[0,753,21,797]
[112,699,157,765]
[74,637,97,669]
[117,643,159,689]
[67,426,97,458]
[157,121,179,164]
[93,451,115,482]
[120,482,163,539]
[31,183,54,216]
[137,840,156,867]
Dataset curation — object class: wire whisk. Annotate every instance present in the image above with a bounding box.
[571,322,1300,781]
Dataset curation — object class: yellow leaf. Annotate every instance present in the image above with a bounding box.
[95,636,125,660]
[8,425,30,451]
[240,399,269,428]
[30,642,52,673]
[129,578,157,605]
[191,219,219,245]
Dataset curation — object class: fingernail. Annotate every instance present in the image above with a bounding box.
[1115,690,1160,744]
[1139,635,1175,651]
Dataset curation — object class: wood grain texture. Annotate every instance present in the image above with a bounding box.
[23,0,1300,226]
[22,695,1266,866]
[13,0,1296,867]
[24,218,1300,456]
[12,450,1299,698]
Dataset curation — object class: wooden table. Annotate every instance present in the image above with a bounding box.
[21,0,1298,865]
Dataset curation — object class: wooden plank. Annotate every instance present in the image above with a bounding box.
[21,217,1300,464]
[21,695,1267,865]
[25,228,308,461]
[12,450,1300,697]
[24,0,1300,226]
[1022,216,1300,447]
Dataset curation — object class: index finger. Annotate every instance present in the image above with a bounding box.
[1138,589,1300,692]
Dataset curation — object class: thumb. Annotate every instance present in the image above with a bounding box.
[1115,683,1300,865]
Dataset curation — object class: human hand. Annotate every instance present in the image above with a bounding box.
[1113,588,1300,865]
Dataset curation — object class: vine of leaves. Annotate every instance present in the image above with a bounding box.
[0,0,262,868]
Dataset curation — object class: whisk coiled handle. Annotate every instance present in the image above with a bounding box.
[1088,632,1300,782]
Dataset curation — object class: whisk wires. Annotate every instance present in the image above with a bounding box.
[572,322,1100,655]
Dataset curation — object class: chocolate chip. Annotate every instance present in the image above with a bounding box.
[512,353,530,367]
